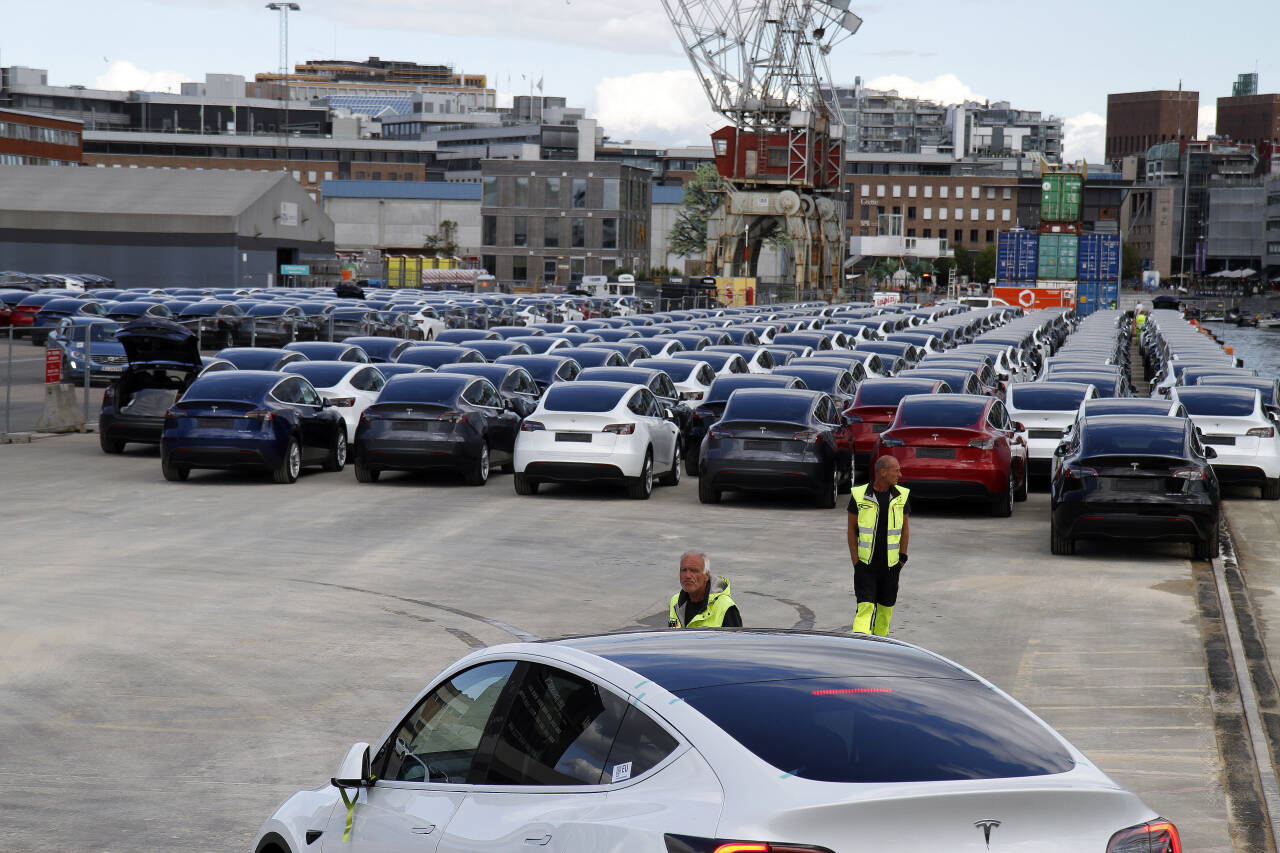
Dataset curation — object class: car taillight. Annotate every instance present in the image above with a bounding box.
[708,426,732,439]
[245,409,275,421]
[843,412,863,423]
[102,384,115,403]
[664,836,833,853]
[1065,465,1097,479]
[878,436,904,447]
[1106,819,1181,853]
[360,410,381,422]
[439,411,468,424]
[1172,467,1206,480]
[164,408,179,420]
[603,423,635,435]
[792,430,821,442]
[328,397,356,407]
[1247,426,1274,438]
[968,437,997,449]
[520,420,545,431]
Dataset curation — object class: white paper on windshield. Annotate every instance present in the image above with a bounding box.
[611,762,632,783]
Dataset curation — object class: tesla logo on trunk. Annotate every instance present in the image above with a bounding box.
[760,427,769,435]
[974,819,1001,847]
[1131,462,1140,470]
[931,433,938,440]
[210,405,218,412]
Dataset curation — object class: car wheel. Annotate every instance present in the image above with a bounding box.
[513,472,539,495]
[698,474,721,504]
[627,450,654,500]
[837,456,853,491]
[1014,463,1029,501]
[464,440,490,486]
[684,443,701,477]
[1263,477,1280,500]
[323,428,347,472]
[814,463,838,508]
[1050,517,1074,555]
[99,433,125,454]
[658,443,682,486]
[1195,524,1221,560]
[273,437,301,484]
[161,456,189,482]
[354,460,380,483]
[990,470,1014,517]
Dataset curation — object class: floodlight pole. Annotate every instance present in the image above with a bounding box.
[266,3,300,167]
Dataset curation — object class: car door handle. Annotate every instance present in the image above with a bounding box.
[411,825,436,835]
[525,835,552,846]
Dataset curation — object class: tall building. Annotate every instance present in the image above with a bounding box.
[0,108,81,166]
[1105,90,1199,164]
[1216,93,1280,149]
[954,102,1063,162]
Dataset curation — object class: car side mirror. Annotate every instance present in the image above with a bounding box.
[1203,446,1218,459]
[332,742,373,789]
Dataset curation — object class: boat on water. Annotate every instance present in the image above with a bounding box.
[1259,314,1280,329]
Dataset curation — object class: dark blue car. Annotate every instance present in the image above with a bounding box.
[45,317,127,384]
[160,370,347,483]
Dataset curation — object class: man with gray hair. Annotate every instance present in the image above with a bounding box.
[668,551,742,628]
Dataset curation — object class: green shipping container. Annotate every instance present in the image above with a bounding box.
[1038,235,1058,279]
[1036,234,1079,281]
[1041,173,1083,222]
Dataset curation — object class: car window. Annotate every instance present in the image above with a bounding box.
[627,390,648,416]
[482,381,502,408]
[297,380,322,406]
[379,661,516,784]
[369,370,386,391]
[656,376,677,400]
[481,664,628,786]
[462,382,484,406]
[699,365,715,385]
[273,378,303,404]
[759,351,774,369]
[603,705,679,783]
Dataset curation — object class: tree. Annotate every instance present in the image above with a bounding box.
[668,163,725,258]
[953,246,974,280]
[1122,242,1142,282]
[423,220,459,257]
[973,244,997,284]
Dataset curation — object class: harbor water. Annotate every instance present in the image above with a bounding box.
[1199,321,1280,376]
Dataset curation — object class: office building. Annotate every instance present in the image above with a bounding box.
[1105,90,1199,164]
[0,108,81,166]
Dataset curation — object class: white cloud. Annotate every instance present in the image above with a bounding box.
[1199,104,1216,139]
[1063,111,1105,164]
[861,73,985,106]
[93,60,191,93]
[594,70,721,146]
[336,0,674,55]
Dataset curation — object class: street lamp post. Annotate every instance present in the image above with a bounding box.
[266,3,300,167]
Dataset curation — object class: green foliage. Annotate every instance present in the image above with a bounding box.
[423,220,459,257]
[953,246,974,279]
[973,244,997,284]
[1122,242,1142,281]
[933,257,955,278]
[668,164,725,258]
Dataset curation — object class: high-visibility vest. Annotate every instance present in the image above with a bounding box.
[851,484,910,567]
[669,576,737,628]
[1135,313,1147,330]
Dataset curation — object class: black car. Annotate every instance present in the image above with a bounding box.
[904,367,984,396]
[721,327,761,345]
[555,347,628,368]
[1045,370,1129,399]
[1050,415,1220,558]
[771,365,858,409]
[215,347,309,371]
[467,340,534,361]
[578,342,652,364]
[341,336,413,364]
[103,301,174,322]
[435,363,543,417]
[436,328,500,345]
[178,302,246,349]
[687,374,807,475]
[699,388,846,507]
[283,341,371,363]
[241,304,316,346]
[395,345,485,369]
[99,319,204,453]
[507,335,570,355]
[494,355,582,391]
[353,373,521,485]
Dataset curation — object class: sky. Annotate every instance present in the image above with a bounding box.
[4,0,1277,163]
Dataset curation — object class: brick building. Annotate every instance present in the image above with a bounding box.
[1105,91,1199,163]
[847,171,1021,251]
[0,108,81,166]
[1216,93,1280,149]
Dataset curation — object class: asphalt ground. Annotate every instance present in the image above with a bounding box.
[0,433,1236,852]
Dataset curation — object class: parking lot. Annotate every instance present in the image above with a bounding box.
[0,432,1234,852]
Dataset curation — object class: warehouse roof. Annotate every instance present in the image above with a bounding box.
[321,180,481,201]
[0,166,290,217]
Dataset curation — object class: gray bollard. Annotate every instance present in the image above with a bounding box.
[35,384,85,433]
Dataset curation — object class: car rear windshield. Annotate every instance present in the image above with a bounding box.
[1179,392,1256,417]
[646,361,696,381]
[897,398,987,427]
[379,378,465,404]
[722,393,812,423]
[542,384,629,412]
[1082,422,1185,456]
[857,383,933,406]
[1010,386,1088,411]
[676,675,1073,783]
[287,364,352,387]
[182,374,275,402]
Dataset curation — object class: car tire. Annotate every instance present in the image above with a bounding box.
[1263,477,1280,501]
[814,463,838,508]
[1050,518,1074,555]
[100,433,125,454]
[322,428,347,472]
[464,441,490,486]
[273,437,301,484]
[161,456,189,482]
[658,444,682,486]
[1014,464,1029,501]
[354,461,380,483]
[698,475,721,504]
[990,471,1014,517]
[500,461,515,475]
[684,446,701,478]
[1195,524,1221,560]
[513,472,539,495]
[627,450,654,500]
[837,456,853,491]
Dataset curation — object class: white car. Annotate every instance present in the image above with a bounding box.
[253,631,1179,853]
[634,357,717,402]
[281,361,387,440]
[1171,386,1280,499]
[1006,382,1097,475]
[404,305,447,341]
[670,350,749,378]
[702,345,777,374]
[513,381,681,498]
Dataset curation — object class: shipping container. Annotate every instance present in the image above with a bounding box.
[1038,222,1080,235]
[1101,279,1119,308]
[1076,280,1099,317]
[1077,233,1121,283]
[1037,234,1078,282]
[1040,173,1083,223]
[996,231,1039,283]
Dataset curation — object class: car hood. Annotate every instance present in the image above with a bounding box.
[116,319,202,368]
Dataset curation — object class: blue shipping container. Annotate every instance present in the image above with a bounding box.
[1077,234,1121,282]
[997,231,1038,283]
[1077,280,1099,317]
[1101,279,1119,307]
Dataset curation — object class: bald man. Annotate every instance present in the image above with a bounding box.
[847,455,911,636]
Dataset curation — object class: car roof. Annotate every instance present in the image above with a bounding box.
[552,630,967,691]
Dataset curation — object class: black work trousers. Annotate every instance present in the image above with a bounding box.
[854,562,901,606]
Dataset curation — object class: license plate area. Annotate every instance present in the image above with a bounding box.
[1113,478,1160,492]
[197,418,234,429]
[1203,435,1236,445]
[745,439,779,451]
[556,432,592,443]
[872,423,889,433]
[915,447,956,459]
[1029,428,1062,439]
[392,420,423,431]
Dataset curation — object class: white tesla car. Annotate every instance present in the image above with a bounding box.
[403,305,448,341]
[281,361,387,440]
[253,631,1179,853]
[1171,385,1280,499]
[512,381,680,498]
[1005,381,1097,476]
[634,357,717,402]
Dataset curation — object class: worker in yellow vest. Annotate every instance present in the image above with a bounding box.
[848,456,911,636]
[669,551,742,628]
[1135,304,1147,332]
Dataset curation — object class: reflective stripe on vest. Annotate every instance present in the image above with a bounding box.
[850,483,910,566]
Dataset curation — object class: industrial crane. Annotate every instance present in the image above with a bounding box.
[659,0,863,300]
